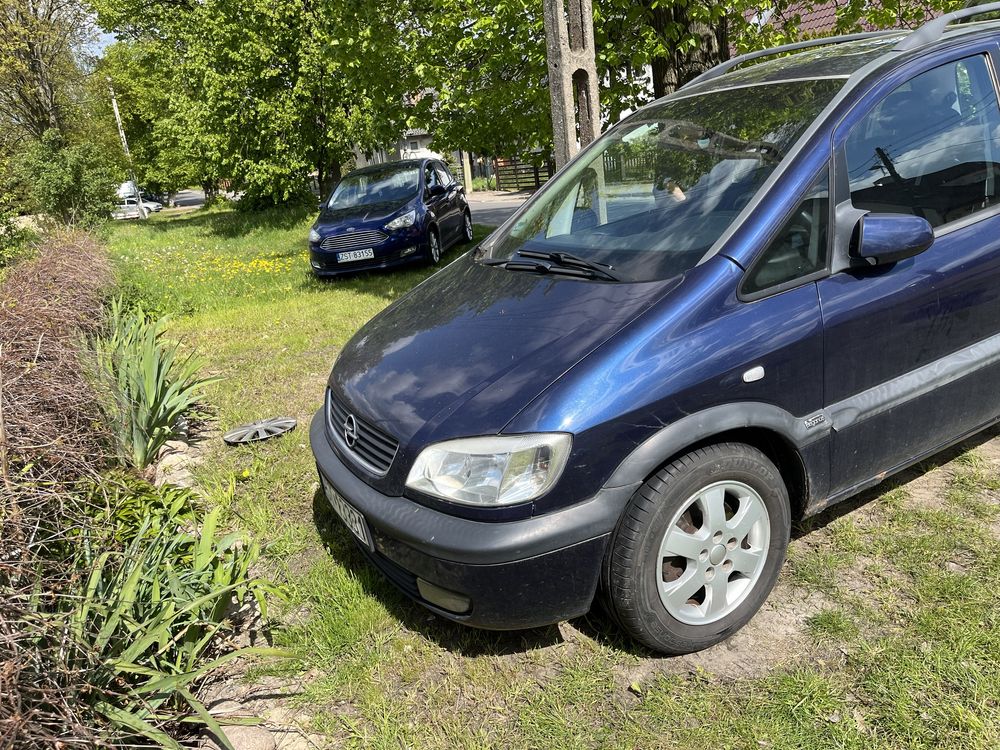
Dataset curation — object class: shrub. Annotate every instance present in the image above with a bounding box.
[15,129,120,226]
[0,198,28,269]
[95,298,219,469]
[471,175,495,191]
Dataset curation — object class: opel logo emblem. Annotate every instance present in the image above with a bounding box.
[343,414,359,447]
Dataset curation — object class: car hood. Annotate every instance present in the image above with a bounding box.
[329,255,682,448]
[319,201,409,225]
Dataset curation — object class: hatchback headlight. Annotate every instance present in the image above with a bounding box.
[385,209,416,230]
[405,434,571,507]
[309,227,321,243]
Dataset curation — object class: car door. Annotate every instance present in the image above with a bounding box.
[433,161,461,241]
[423,162,448,235]
[817,49,1000,496]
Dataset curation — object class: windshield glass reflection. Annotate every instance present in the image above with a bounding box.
[484,79,845,282]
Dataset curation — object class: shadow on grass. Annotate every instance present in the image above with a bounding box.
[146,204,315,238]
[310,488,568,657]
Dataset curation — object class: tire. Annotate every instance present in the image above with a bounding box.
[427,227,442,265]
[462,210,474,242]
[604,442,790,654]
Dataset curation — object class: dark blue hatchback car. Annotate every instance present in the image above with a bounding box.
[309,159,473,276]
[312,9,1000,654]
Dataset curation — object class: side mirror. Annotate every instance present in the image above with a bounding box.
[852,213,934,267]
[428,184,446,198]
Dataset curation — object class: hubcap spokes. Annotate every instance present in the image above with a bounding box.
[657,481,770,625]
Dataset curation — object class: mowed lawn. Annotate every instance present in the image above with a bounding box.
[107,206,1000,750]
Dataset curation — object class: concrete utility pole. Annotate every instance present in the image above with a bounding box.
[542,0,601,170]
[107,77,147,219]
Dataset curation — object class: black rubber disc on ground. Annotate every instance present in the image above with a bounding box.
[223,417,297,445]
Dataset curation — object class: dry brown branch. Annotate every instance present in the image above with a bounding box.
[0,229,112,749]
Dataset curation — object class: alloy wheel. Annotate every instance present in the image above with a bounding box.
[656,480,770,625]
[430,231,441,263]
[463,213,473,241]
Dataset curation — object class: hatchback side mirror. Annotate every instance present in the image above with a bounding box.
[852,213,934,267]
[427,184,446,198]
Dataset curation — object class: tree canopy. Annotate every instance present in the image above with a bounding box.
[7,0,972,211]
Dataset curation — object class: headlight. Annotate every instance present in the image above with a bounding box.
[385,209,416,230]
[405,434,571,507]
[309,227,321,243]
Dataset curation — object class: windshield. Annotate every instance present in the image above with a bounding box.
[328,165,420,208]
[483,79,845,282]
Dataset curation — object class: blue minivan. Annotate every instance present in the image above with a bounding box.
[312,9,1000,654]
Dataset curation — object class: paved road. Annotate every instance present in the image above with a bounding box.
[165,187,529,228]
[172,188,205,208]
[467,191,530,228]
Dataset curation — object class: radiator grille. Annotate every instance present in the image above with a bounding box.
[320,230,387,252]
[327,392,399,475]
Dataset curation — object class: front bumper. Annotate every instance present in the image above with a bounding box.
[309,231,427,276]
[309,411,637,629]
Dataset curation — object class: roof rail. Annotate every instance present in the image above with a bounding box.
[681,31,895,90]
[896,0,1000,51]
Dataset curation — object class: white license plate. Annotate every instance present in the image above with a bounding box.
[337,248,375,263]
[321,478,371,548]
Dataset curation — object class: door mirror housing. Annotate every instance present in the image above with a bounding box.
[427,184,446,198]
[852,213,934,267]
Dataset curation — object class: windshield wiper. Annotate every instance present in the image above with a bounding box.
[514,250,622,281]
[480,255,620,281]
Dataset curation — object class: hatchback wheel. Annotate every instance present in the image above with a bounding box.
[604,442,790,654]
[462,211,474,242]
[428,229,441,265]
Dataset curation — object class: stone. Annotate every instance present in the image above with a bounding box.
[203,725,275,750]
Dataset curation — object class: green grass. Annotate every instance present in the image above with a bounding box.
[105,205,1000,750]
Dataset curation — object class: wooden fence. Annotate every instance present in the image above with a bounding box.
[495,157,554,191]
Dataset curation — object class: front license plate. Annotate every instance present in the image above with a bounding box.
[321,478,371,548]
[337,248,375,263]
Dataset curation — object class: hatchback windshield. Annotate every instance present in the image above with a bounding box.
[482,79,845,282]
[328,165,419,208]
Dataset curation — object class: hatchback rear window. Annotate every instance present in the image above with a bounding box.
[483,79,845,282]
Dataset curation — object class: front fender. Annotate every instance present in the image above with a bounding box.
[604,401,830,489]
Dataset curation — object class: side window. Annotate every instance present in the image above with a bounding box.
[845,55,1000,227]
[424,164,439,193]
[743,167,829,295]
[434,163,453,186]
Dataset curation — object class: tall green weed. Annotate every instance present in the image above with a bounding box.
[95,298,218,468]
[72,475,280,748]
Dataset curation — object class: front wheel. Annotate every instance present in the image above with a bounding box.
[604,442,790,654]
[462,210,474,242]
[427,228,442,265]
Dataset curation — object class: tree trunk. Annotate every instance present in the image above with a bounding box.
[318,157,341,197]
[648,3,729,99]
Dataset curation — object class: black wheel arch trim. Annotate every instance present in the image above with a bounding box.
[604,402,828,489]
